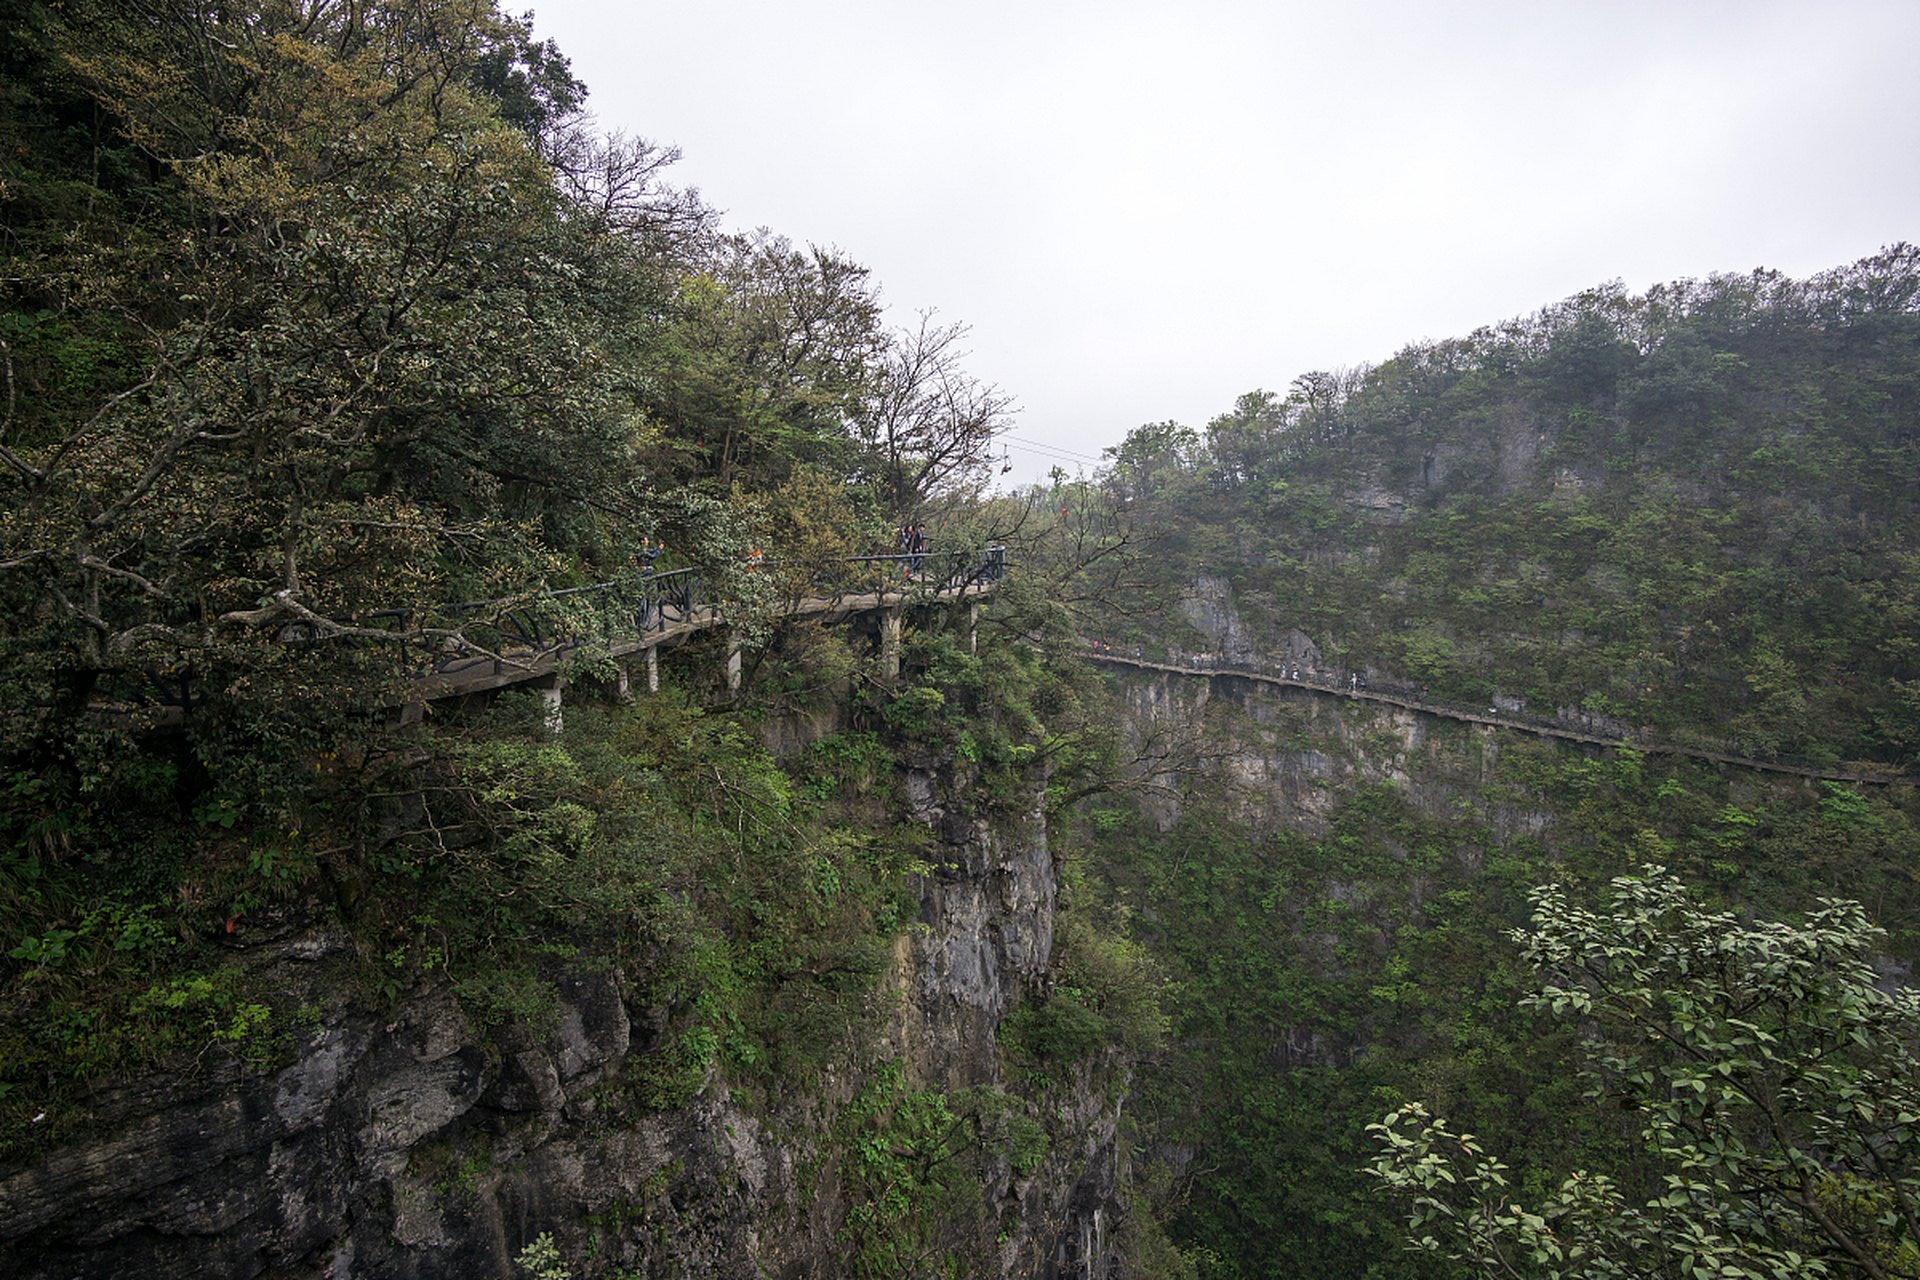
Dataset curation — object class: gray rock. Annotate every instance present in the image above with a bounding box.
[1,770,1127,1280]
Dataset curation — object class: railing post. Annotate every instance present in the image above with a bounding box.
[532,673,564,734]
[360,548,1007,715]
[882,608,901,679]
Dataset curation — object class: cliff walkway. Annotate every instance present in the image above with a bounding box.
[1082,647,1906,786]
[402,548,1006,702]
[107,548,1008,724]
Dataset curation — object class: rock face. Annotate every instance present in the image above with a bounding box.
[1119,664,1519,840]
[0,760,1128,1280]
[1177,575,1257,666]
[896,758,1055,1089]
[0,938,635,1280]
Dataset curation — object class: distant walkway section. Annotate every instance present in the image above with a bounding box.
[1081,646,1907,787]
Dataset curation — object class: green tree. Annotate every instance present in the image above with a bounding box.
[1204,387,1291,488]
[1100,420,1202,505]
[1367,866,1920,1280]
[0,0,679,770]
[647,231,886,492]
[1537,312,1638,405]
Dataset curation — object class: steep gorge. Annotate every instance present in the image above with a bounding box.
[8,242,1920,1279]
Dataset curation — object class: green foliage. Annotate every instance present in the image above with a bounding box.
[130,974,276,1065]
[1367,866,1920,1280]
[9,17,1920,1278]
[1088,248,1920,765]
[0,954,285,1154]
[833,1063,1054,1278]
[1080,776,1598,1279]
[0,678,940,1154]
[1088,735,1913,1278]
[366,697,923,1095]
[1103,420,1206,504]
[836,1061,969,1277]
[515,1232,574,1280]
[1004,870,1169,1065]
[883,685,947,735]
[1003,987,1106,1063]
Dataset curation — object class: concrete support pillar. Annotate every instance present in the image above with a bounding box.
[882,608,901,680]
[394,700,427,728]
[532,673,564,734]
[646,645,659,694]
[727,633,743,692]
[969,602,979,656]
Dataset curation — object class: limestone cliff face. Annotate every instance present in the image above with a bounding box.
[889,758,1127,1280]
[0,758,1128,1280]
[893,756,1054,1086]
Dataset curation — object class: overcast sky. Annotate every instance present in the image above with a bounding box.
[524,0,1920,485]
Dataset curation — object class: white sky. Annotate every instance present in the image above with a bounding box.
[523,0,1920,485]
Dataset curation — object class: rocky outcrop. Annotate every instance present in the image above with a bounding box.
[0,934,635,1280]
[0,759,1129,1280]
[1118,666,1518,839]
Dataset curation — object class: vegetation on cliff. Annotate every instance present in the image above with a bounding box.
[1,3,1160,1275]
[6,0,1920,1277]
[1057,250,1920,1278]
[1088,252,1920,766]
[1368,866,1920,1280]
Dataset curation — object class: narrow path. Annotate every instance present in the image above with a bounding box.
[1083,650,1908,787]
[100,551,1005,721]
[418,581,989,698]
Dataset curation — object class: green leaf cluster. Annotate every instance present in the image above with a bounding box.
[1367,866,1920,1280]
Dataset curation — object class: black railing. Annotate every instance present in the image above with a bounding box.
[363,547,1007,681]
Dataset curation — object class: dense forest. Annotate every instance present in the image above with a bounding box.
[0,2,1160,1275]
[5,1,1920,1278]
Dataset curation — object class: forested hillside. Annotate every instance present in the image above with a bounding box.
[1060,253,1920,1278]
[1090,254,1920,765]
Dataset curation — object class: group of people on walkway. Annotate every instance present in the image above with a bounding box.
[898,522,926,578]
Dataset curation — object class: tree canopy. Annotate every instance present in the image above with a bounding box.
[0,0,1011,779]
